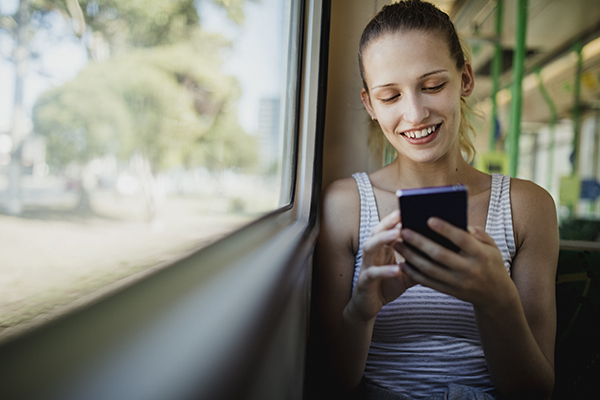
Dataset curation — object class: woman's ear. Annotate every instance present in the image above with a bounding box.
[461,62,475,97]
[361,88,376,120]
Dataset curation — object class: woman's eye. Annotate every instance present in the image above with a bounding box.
[382,94,399,103]
[424,83,445,92]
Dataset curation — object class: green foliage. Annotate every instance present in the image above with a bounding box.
[77,0,200,48]
[30,1,258,173]
[33,78,130,167]
[211,0,251,25]
[19,0,248,46]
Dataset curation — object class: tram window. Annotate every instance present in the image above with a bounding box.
[0,0,298,339]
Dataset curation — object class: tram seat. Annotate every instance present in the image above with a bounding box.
[553,244,600,398]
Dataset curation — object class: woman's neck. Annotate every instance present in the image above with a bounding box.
[387,151,474,189]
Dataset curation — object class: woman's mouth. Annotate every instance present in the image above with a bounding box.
[401,123,442,140]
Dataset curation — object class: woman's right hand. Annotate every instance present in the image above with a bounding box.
[348,210,416,322]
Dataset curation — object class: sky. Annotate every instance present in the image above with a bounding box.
[0,1,88,133]
[200,0,285,133]
[0,0,285,135]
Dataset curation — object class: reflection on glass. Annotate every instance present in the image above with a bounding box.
[0,0,293,338]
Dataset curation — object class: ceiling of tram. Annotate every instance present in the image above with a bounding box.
[430,0,600,125]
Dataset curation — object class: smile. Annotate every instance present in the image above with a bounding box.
[401,123,441,139]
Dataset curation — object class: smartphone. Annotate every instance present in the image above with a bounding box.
[396,184,468,253]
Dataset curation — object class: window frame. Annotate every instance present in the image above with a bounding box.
[0,0,330,399]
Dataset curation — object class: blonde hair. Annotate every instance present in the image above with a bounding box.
[457,37,478,164]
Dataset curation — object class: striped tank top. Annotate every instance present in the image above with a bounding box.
[351,172,516,399]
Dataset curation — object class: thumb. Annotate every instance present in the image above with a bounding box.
[468,225,496,246]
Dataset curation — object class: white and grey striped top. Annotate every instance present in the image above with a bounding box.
[351,172,516,399]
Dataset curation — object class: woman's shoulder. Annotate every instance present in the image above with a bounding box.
[320,176,362,252]
[509,177,558,247]
[509,177,556,213]
[322,176,361,218]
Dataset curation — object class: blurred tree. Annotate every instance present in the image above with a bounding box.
[33,33,258,173]
[2,0,258,216]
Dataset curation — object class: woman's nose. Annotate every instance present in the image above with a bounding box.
[401,93,429,124]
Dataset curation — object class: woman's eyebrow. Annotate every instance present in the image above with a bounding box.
[420,69,448,79]
[371,69,450,90]
[371,83,396,90]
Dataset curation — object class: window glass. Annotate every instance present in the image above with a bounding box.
[0,0,297,337]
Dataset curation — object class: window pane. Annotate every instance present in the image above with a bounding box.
[0,0,297,338]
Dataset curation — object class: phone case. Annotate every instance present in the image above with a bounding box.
[396,184,468,253]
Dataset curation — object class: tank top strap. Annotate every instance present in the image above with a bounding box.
[352,172,380,247]
[485,173,516,274]
[351,172,380,289]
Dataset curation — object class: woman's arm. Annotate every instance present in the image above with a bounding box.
[396,179,558,399]
[314,178,413,388]
[477,179,558,399]
[314,178,370,387]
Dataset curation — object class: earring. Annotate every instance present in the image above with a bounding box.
[371,115,377,121]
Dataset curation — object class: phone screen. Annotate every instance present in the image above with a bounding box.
[396,185,468,253]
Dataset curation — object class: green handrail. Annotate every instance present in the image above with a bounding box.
[508,0,528,177]
[489,0,504,152]
[572,41,583,177]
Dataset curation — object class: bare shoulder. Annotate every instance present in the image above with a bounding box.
[320,177,361,253]
[323,177,360,208]
[510,177,557,221]
[509,177,558,250]
[510,177,556,211]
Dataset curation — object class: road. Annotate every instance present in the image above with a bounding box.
[0,194,253,342]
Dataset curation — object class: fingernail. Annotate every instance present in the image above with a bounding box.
[428,217,441,229]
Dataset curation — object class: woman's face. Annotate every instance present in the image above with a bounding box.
[361,30,474,166]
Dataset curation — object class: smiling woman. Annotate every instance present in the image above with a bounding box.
[312,2,557,399]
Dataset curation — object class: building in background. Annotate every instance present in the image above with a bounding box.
[257,97,281,173]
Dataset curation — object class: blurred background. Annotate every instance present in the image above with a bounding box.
[444,0,600,240]
[0,0,292,338]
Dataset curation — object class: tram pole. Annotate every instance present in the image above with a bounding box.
[508,0,528,177]
[572,41,583,178]
[489,0,503,152]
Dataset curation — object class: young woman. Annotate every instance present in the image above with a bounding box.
[314,1,558,399]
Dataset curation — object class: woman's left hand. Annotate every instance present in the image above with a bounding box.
[395,217,513,309]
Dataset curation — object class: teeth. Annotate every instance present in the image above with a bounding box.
[405,125,436,139]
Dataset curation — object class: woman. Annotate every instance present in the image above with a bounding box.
[314,1,558,399]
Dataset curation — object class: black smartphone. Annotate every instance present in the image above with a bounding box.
[396,184,468,253]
